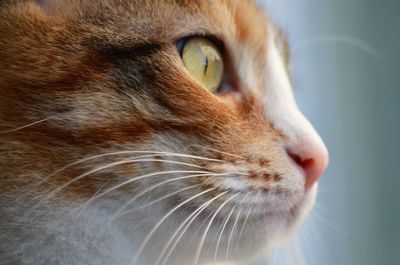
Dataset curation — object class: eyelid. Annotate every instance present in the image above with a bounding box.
[176,35,225,56]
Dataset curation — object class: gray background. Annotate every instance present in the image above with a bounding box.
[260,0,400,264]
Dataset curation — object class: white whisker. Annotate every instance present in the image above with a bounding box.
[188,144,245,159]
[28,167,208,218]
[92,171,211,205]
[75,177,114,219]
[192,193,239,265]
[214,204,236,261]
[31,154,160,193]
[235,205,253,251]
[120,183,203,215]
[293,33,381,60]
[48,151,225,179]
[0,116,56,134]
[110,172,227,222]
[293,237,307,265]
[27,155,175,210]
[309,209,346,235]
[49,158,210,199]
[155,191,230,265]
[130,187,217,265]
[226,194,248,260]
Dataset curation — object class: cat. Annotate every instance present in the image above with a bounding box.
[0,0,329,265]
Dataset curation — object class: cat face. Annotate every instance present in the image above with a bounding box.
[0,0,328,264]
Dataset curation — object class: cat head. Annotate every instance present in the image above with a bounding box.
[0,0,328,264]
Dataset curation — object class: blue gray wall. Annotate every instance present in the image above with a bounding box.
[261,0,400,264]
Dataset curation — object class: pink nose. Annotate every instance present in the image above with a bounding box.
[286,139,329,191]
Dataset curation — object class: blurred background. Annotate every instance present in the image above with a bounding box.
[258,0,400,264]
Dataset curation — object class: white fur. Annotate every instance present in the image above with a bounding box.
[263,25,328,161]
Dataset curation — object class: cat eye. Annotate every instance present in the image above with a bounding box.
[179,37,224,93]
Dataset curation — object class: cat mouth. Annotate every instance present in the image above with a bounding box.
[233,186,316,228]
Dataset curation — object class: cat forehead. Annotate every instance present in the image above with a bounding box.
[32,0,270,46]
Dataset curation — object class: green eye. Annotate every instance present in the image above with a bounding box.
[180,37,224,93]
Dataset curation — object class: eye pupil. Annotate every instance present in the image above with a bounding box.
[179,37,224,93]
[203,57,208,74]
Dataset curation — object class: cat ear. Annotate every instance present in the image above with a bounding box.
[32,0,67,16]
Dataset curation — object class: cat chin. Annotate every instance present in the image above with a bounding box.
[156,185,318,265]
[272,183,317,241]
[225,184,318,263]
[0,185,317,265]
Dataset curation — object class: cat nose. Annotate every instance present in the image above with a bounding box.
[286,138,329,191]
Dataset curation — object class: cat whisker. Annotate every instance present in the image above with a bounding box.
[225,194,249,261]
[293,237,307,265]
[28,167,209,218]
[152,152,227,163]
[30,147,241,195]
[120,183,204,215]
[74,182,113,220]
[49,159,210,198]
[109,172,229,222]
[0,115,56,135]
[130,187,218,265]
[49,150,226,179]
[159,208,207,265]
[155,191,232,265]
[29,152,240,219]
[192,193,239,265]
[93,168,245,212]
[309,208,346,236]
[31,150,227,192]
[293,33,381,60]
[48,153,163,180]
[214,204,236,262]
[30,152,166,192]
[187,144,245,159]
[183,208,216,253]
[235,205,253,252]
[89,171,214,205]
[301,217,325,264]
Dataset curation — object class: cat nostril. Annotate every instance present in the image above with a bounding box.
[288,152,314,170]
[287,143,329,191]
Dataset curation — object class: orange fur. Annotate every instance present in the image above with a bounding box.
[0,1,328,264]
[0,0,283,198]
